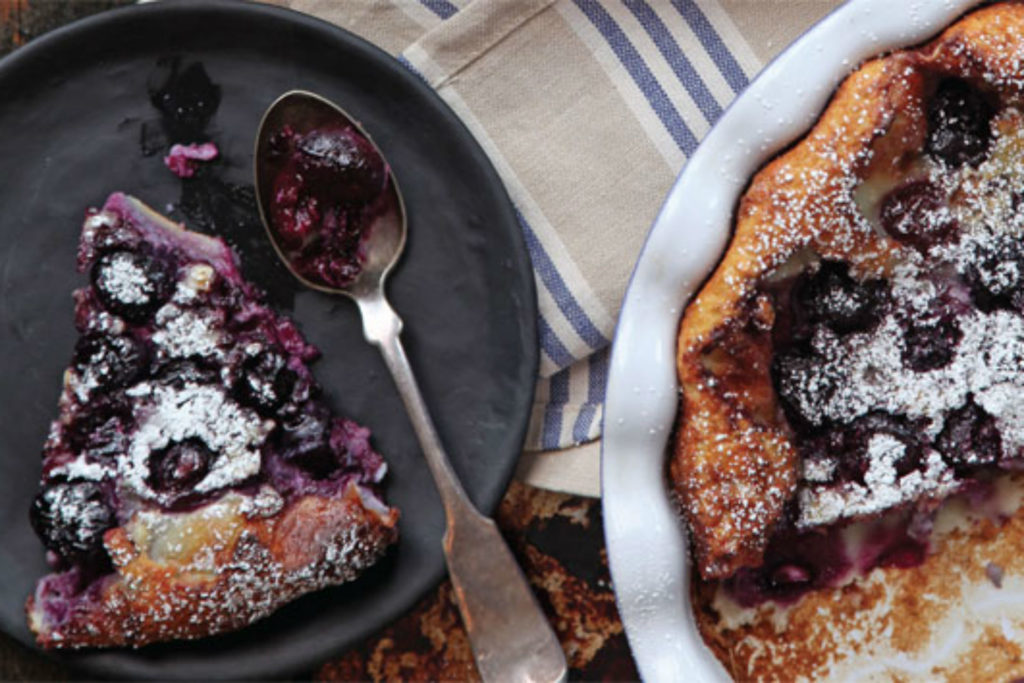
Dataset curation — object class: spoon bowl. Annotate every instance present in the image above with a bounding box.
[253,90,567,683]
[253,90,406,299]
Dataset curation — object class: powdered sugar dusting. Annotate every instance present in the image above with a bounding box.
[151,304,227,361]
[123,381,273,499]
[50,457,110,483]
[799,439,958,526]
[778,310,1024,439]
[239,485,285,519]
[773,104,1024,525]
[94,252,153,305]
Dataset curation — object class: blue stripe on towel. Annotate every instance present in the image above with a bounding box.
[671,0,749,93]
[571,402,598,445]
[397,55,427,82]
[589,346,610,403]
[573,0,699,155]
[623,0,722,123]
[517,210,609,352]
[539,315,576,369]
[572,347,609,443]
[543,369,570,449]
[419,0,458,20]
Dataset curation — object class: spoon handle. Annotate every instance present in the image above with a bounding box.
[356,291,568,683]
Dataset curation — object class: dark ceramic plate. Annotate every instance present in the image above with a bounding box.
[0,1,536,679]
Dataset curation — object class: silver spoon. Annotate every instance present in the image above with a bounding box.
[254,90,567,683]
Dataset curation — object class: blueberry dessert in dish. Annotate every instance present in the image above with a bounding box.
[26,193,399,649]
[674,3,1024,679]
[266,123,389,290]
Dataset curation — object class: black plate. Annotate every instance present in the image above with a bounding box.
[0,1,536,679]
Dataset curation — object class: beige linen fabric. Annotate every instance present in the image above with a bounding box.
[276,0,842,495]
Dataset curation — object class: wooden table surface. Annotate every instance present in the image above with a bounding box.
[0,1,639,680]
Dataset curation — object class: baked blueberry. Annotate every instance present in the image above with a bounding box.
[147,438,215,494]
[964,236,1024,312]
[294,127,387,204]
[73,333,146,389]
[926,77,995,168]
[90,250,174,323]
[879,179,956,250]
[30,482,115,565]
[901,316,962,371]
[66,407,130,462]
[792,261,886,335]
[936,398,1002,471]
[278,401,335,476]
[845,412,924,478]
[233,351,297,415]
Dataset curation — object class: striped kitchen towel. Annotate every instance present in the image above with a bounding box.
[276,0,841,453]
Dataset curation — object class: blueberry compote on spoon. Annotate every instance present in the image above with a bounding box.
[727,75,1024,607]
[265,123,389,289]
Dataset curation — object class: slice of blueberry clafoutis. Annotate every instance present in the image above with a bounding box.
[26,193,399,648]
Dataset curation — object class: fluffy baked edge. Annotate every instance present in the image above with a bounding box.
[26,482,399,649]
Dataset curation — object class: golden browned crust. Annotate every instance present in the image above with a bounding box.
[26,483,398,649]
[692,476,1024,682]
[673,1,1024,580]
